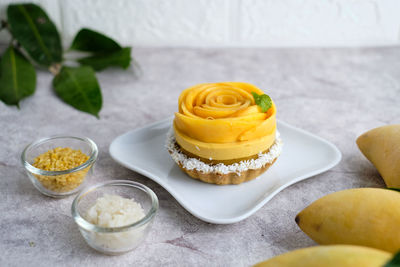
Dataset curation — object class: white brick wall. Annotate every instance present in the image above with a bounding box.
[1,0,400,47]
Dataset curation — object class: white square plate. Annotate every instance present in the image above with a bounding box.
[109,117,341,224]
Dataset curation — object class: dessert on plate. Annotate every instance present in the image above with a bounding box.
[166,82,282,185]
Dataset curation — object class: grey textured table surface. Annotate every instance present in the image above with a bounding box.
[1,47,399,266]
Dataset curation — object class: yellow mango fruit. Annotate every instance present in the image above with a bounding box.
[174,112,266,143]
[254,245,391,267]
[231,105,260,117]
[356,124,400,188]
[174,82,276,143]
[296,188,400,253]
[193,105,238,119]
[174,82,278,160]
[239,112,276,141]
[173,123,276,160]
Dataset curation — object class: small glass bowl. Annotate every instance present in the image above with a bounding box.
[21,136,98,198]
[71,180,159,255]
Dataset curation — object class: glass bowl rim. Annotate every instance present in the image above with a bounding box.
[21,135,98,176]
[71,180,159,233]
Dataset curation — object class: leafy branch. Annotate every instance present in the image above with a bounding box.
[1,19,7,31]
[0,3,133,117]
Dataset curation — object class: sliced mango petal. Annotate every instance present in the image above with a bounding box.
[174,123,276,160]
[175,82,276,146]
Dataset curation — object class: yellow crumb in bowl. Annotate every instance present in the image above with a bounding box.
[32,147,90,192]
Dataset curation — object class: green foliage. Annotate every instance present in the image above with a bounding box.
[71,28,132,71]
[0,46,36,107]
[7,3,62,66]
[251,92,272,112]
[70,28,122,53]
[53,66,102,118]
[388,188,400,193]
[77,47,132,71]
[1,3,133,117]
[384,251,400,267]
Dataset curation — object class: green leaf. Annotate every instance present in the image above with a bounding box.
[252,92,272,112]
[7,3,62,66]
[384,251,400,267]
[77,47,131,71]
[0,46,36,107]
[388,188,400,193]
[70,28,122,53]
[53,66,102,117]
[69,29,132,71]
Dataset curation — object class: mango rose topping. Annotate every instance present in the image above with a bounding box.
[174,82,277,160]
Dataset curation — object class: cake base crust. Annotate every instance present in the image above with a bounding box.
[177,158,277,185]
[166,128,282,185]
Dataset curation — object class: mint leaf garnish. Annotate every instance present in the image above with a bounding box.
[252,92,272,112]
